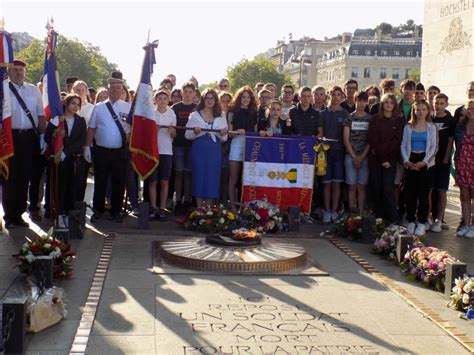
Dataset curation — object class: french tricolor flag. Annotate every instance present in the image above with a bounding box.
[242,135,316,213]
[0,31,14,180]
[128,40,159,179]
[42,29,63,120]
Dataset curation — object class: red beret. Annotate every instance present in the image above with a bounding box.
[13,59,26,67]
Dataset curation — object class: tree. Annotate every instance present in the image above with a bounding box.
[408,69,420,83]
[17,35,118,90]
[375,22,393,35]
[226,57,292,93]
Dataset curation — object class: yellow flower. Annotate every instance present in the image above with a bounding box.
[227,212,235,220]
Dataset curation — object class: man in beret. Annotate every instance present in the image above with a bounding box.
[4,59,46,228]
[84,74,131,222]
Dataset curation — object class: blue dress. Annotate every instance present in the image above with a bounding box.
[192,132,222,198]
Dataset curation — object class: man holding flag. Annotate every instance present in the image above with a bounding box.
[4,59,45,228]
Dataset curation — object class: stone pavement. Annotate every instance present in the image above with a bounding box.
[0,183,473,354]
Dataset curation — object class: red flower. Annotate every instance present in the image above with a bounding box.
[205,219,213,225]
[30,246,40,253]
[256,208,269,222]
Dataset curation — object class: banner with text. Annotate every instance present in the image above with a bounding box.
[242,135,316,213]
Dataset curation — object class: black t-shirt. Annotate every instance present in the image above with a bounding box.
[171,102,197,146]
[454,105,465,125]
[289,103,320,136]
[432,110,456,163]
[340,100,355,113]
[230,108,257,132]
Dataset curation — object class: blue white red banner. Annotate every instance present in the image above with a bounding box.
[42,29,63,120]
[242,135,316,213]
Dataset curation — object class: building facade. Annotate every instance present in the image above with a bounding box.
[316,33,422,90]
[421,0,473,108]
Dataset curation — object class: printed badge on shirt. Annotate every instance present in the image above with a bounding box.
[120,113,128,122]
[351,121,369,131]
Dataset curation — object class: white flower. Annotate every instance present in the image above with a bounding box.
[25,253,36,264]
[255,215,261,220]
[463,282,472,294]
[462,293,470,304]
[206,211,213,216]
[219,218,225,224]
[376,218,383,225]
[23,242,29,249]
[43,243,51,249]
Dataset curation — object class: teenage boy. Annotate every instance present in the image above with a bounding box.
[288,87,321,137]
[320,86,348,222]
[257,89,272,125]
[263,83,277,99]
[171,82,197,214]
[369,78,396,115]
[431,93,455,232]
[280,84,295,121]
[312,86,327,112]
[415,82,426,102]
[343,91,371,214]
[454,81,474,124]
[148,90,177,220]
[427,85,441,114]
[340,79,358,113]
[399,79,416,122]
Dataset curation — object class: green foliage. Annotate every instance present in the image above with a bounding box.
[226,57,292,93]
[17,35,117,91]
[408,69,420,82]
[375,22,393,35]
[199,81,218,92]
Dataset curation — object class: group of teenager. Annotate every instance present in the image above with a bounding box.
[3,58,474,239]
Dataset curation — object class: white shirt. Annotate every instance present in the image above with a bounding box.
[89,99,131,148]
[185,111,228,143]
[155,107,176,156]
[65,116,75,137]
[79,102,94,126]
[9,81,44,129]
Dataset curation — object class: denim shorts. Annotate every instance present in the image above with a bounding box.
[321,149,345,184]
[432,162,451,191]
[344,154,369,185]
[229,135,245,162]
[148,155,172,182]
[173,145,192,172]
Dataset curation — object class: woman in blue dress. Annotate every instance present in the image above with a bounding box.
[185,89,228,208]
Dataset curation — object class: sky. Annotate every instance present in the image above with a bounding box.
[1,0,424,89]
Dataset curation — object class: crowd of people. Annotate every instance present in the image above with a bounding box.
[2,58,474,239]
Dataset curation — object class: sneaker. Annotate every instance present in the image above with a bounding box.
[322,211,331,223]
[155,209,166,221]
[132,207,140,216]
[90,212,102,223]
[456,226,469,237]
[431,220,442,233]
[58,214,68,228]
[425,218,433,232]
[149,207,157,220]
[414,223,426,237]
[464,227,474,238]
[330,211,339,222]
[441,221,450,230]
[407,222,416,234]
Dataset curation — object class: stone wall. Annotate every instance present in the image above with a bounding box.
[421,0,473,109]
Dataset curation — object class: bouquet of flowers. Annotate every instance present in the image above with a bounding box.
[238,200,285,233]
[14,228,75,279]
[372,218,387,239]
[401,244,458,291]
[332,214,362,241]
[373,224,411,261]
[179,206,238,234]
[448,275,474,315]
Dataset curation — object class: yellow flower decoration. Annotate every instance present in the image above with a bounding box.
[227,212,235,220]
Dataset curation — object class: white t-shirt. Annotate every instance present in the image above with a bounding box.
[155,107,176,155]
[79,102,94,126]
[89,99,131,148]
